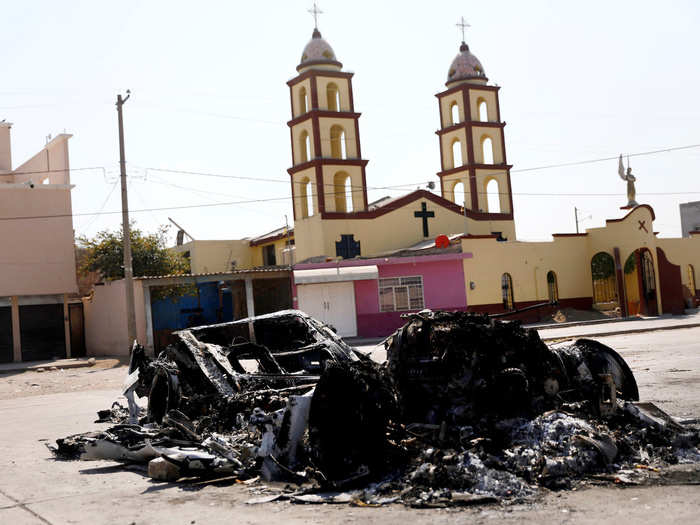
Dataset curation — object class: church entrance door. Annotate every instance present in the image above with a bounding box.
[297,281,357,337]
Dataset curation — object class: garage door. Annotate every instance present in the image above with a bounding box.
[20,304,66,362]
[0,306,12,363]
[297,282,357,337]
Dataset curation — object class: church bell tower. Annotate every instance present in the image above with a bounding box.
[435,24,514,222]
[286,18,369,222]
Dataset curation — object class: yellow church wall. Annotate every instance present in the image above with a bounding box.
[656,236,700,293]
[291,78,312,118]
[292,213,326,261]
[321,165,365,212]
[440,128,468,169]
[440,92,466,126]
[316,76,351,112]
[460,237,592,307]
[471,127,504,164]
[624,265,640,304]
[442,172,471,206]
[468,89,498,122]
[318,117,359,158]
[475,168,510,213]
[172,240,253,274]
[291,168,318,218]
[293,196,518,262]
[291,121,316,165]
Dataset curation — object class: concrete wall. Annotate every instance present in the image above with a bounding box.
[83,280,147,357]
[462,236,592,309]
[0,187,77,296]
[461,205,700,316]
[354,258,467,337]
[173,240,253,273]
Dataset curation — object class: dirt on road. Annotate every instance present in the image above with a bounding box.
[1,328,699,524]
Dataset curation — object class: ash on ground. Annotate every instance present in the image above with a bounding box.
[51,310,700,508]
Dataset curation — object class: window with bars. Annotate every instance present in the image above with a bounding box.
[378,276,425,312]
[501,273,514,310]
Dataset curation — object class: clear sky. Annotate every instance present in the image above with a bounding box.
[2,0,699,244]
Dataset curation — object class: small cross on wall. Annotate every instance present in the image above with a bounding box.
[414,202,436,238]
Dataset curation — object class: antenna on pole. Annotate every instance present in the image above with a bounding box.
[168,217,195,245]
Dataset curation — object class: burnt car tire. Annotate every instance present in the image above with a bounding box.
[308,360,395,484]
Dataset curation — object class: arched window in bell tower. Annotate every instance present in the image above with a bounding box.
[451,138,463,168]
[450,101,460,125]
[299,130,311,163]
[299,177,314,218]
[486,178,501,213]
[299,87,308,115]
[330,125,347,159]
[333,171,353,212]
[452,181,464,204]
[481,136,494,164]
[327,83,340,111]
[477,98,488,122]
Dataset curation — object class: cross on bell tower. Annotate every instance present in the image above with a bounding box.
[308,2,323,29]
[456,16,470,43]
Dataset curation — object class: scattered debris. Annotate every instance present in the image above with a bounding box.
[51,310,700,507]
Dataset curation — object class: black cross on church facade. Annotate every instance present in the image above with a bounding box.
[414,202,435,238]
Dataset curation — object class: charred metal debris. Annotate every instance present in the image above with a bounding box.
[52,309,700,507]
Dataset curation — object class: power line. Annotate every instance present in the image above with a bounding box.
[511,143,700,173]
[3,188,700,224]
[0,166,106,177]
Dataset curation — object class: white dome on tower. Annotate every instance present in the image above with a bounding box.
[297,28,343,72]
[446,42,487,87]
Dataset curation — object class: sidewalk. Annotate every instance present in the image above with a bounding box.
[347,309,700,348]
[0,357,104,374]
[535,309,700,341]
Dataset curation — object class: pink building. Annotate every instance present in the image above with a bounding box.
[292,236,471,338]
[0,123,81,362]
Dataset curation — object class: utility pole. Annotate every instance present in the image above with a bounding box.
[574,206,579,234]
[117,91,137,348]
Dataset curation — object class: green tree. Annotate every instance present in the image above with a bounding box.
[77,224,191,300]
[591,252,615,280]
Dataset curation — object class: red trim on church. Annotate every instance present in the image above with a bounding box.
[287,69,354,87]
[295,59,343,72]
[319,189,513,221]
[436,121,506,135]
[436,163,512,178]
[435,83,500,99]
[605,204,656,223]
[287,158,369,175]
[287,110,362,128]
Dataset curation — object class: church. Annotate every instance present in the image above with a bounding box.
[282,19,700,337]
[161,15,700,344]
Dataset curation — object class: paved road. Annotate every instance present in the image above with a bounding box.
[1,328,699,524]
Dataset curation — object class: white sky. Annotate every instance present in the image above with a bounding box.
[2,0,699,244]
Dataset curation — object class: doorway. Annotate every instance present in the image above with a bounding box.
[296,281,357,337]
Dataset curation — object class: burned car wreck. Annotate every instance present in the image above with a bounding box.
[52,309,700,506]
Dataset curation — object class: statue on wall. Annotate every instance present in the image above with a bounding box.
[618,154,638,207]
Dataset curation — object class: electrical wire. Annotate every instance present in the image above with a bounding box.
[3,187,700,224]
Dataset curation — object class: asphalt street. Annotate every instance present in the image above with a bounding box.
[1,327,699,524]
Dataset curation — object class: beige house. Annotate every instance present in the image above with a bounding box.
[0,123,80,362]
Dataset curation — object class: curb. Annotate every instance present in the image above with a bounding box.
[539,322,700,342]
[0,359,96,374]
